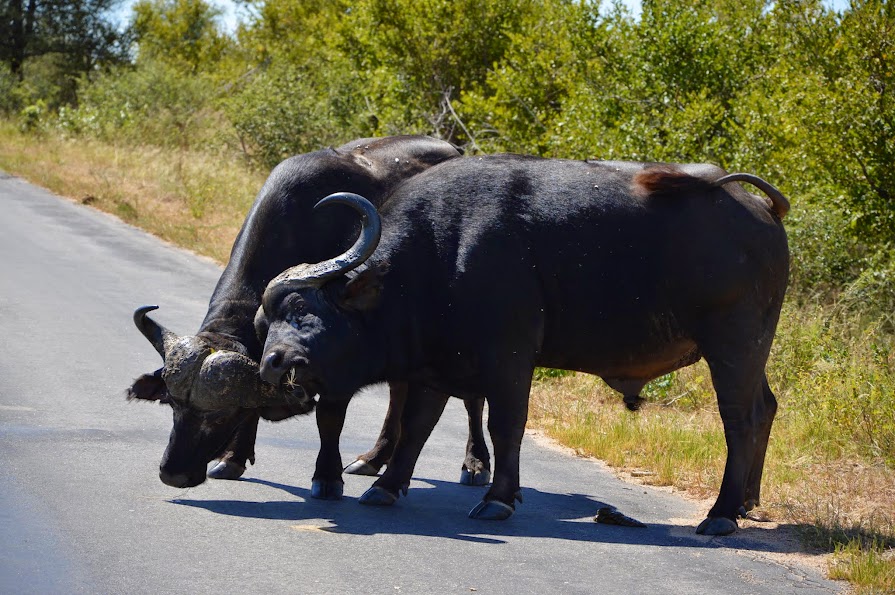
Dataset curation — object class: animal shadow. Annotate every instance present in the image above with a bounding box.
[170,476,808,553]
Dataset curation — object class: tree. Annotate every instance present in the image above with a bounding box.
[131,0,230,74]
[0,0,126,81]
[341,0,536,142]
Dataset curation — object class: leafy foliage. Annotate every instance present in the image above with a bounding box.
[131,0,231,73]
[2,0,894,305]
[58,58,220,149]
[0,0,128,110]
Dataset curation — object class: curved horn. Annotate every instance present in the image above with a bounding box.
[265,192,382,296]
[714,173,790,219]
[133,305,179,359]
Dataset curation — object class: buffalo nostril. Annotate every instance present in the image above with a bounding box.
[266,351,284,370]
[260,350,287,385]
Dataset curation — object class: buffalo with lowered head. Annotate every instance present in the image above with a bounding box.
[127,135,491,494]
[258,154,790,535]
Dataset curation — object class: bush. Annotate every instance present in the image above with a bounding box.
[0,64,21,115]
[836,254,895,332]
[223,59,370,167]
[18,100,46,133]
[58,59,219,149]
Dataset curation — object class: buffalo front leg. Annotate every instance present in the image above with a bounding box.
[460,397,491,486]
[359,384,449,506]
[468,386,529,521]
[311,397,351,500]
[207,413,259,480]
[344,382,407,476]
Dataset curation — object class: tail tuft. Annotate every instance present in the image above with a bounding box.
[632,165,715,197]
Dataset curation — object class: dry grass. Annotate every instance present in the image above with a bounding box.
[528,302,895,591]
[0,121,264,264]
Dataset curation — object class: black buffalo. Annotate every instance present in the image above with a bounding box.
[258,155,790,535]
[127,135,491,494]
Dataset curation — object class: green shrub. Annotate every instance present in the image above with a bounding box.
[60,59,219,149]
[18,100,46,133]
[0,64,21,115]
[223,60,369,167]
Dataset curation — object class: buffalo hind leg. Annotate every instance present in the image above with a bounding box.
[344,382,407,476]
[697,318,778,535]
[461,397,491,486]
[311,397,351,500]
[359,385,449,506]
[207,413,259,480]
[743,375,777,516]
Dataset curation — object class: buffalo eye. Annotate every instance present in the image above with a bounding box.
[283,294,309,329]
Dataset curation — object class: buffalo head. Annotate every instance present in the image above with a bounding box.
[127,307,315,487]
[258,193,387,401]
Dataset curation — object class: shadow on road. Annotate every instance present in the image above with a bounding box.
[170,477,808,553]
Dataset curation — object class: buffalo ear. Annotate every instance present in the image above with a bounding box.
[125,368,169,403]
[340,264,387,311]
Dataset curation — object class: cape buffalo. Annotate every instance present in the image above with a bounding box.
[258,155,790,535]
[127,135,491,495]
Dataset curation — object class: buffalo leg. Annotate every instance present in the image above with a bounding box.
[696,309,778,535]
[461,397,491,486]
[744,375,777,513]
[358,384,449,506]
[207,413,259,480]
[311,397,351,500]
[468,383,530,520]
[344,382,407,476]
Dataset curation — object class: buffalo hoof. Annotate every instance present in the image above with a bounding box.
[344,459,380,476]
[468,499,514,520]
[696,516,738,535]
[358,486,398,506]
[207,461,245,480]
[460,468,491,486]
[310,479,344,500]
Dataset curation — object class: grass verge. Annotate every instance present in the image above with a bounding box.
[2,122,893,591]
[0,120,264,264]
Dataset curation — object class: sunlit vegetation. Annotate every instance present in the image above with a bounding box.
[1,0,893,588]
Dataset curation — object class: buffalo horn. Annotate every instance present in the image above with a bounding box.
[264,192,381,295]
[133,305,179,359]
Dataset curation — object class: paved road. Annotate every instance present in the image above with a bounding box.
[0,173,842,594]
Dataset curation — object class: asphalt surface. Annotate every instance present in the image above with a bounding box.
[0,173,844,594]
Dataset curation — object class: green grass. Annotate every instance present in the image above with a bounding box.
[829,539,895,593]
